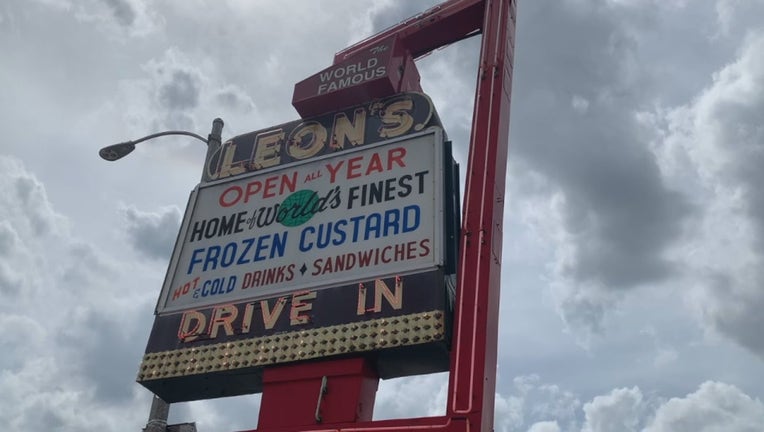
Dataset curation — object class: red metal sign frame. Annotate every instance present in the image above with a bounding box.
[244,1,516,431]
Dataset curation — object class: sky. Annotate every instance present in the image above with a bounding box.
[1,0,764,431]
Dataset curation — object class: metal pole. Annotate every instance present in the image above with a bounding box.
[202,118,224,182]
[143,395,170,432]
[142,118,222,432]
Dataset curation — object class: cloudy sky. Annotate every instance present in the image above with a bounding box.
[2,0,764,431]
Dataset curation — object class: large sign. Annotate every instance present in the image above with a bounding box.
[139,92,459,403]
[157,130,444,314]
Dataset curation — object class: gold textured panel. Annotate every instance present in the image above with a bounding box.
[138,311,445,382]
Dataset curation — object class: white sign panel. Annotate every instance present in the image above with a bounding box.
[156,129,445,314]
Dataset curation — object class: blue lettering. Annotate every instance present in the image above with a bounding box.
[364,213,382,241]
[383,209,400,236]
[316,223,331,249]
[271,232,287,258]
[187,248,205,274]
[221,243,237,267]
[237,238,254,265]
[203,246,221,271]
[350,215,365,242]
[254,236,269,261]
[332,220,347,246]
[403,205,420,232]
[300,227,315,252]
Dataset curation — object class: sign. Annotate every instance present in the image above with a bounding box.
[138,92,460,403]
[139,270,450,402]
[292,37,421,117]
[157,129,444,314]
[205,92,435,181]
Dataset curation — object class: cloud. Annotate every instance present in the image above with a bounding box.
[121,204,181,260]
[653,30,764,358]
[158,69,200,111]
[644,381,764,432]
[715,0,764,39]
[0,156,153,430]
[112,46,258,140]
[29,0,159,38]
[527,421,561,432]
[510,0,694,336]
[493,375,581,432]
[0,157,67,298]
[374,374,448,420]
[503,379,764,432]
[581,387,648,432]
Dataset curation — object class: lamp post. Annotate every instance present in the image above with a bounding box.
[99,118,224,182]
[99,118,224,432]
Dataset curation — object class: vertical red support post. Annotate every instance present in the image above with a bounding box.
[448,1,516,431]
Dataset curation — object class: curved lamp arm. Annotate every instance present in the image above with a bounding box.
[99,130,209,161]
[98,118,223,182]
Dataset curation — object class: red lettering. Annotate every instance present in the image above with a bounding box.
[407,240,417,259]
[366,152,384,175]
[219,173,298,207]
[388,147,406,170]
[419,239,431,257]
[394,243,406,261]
[219,186,242,207]
[381,245,392,263]
[263,176,277,198]
[244,180,263,202]
[326,160,344,183]
[347,156,363,179]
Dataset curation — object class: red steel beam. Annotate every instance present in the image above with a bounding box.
[333,0,484,63]
[447,1,516,431]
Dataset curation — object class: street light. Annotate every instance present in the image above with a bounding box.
[99,118,224,432]
[99,118,224,182]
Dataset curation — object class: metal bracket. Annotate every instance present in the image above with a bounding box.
[314,376,328,423]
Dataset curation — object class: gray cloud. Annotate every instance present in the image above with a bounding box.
[369,2,433,34]
[0,157,65,297]
[645,381,764,432]
[5,162,64,238]
[159,70,200,111]
[215,85,256,113]
[102,0,135,27]
[0,156,152,430]
[510,0,693,333]
[0,221,23,295]
[59,309,147,402]
[501,379,764,432]
[493,375,582,432]
[581,387,648,432]
[655,30,764,358]
[121,205,181,260]
[527,421,561,432]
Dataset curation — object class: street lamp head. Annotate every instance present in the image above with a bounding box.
[99,141,136,161]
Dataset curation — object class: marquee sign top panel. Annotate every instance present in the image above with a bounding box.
[156,128,445,314]
[204,92,436,182]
